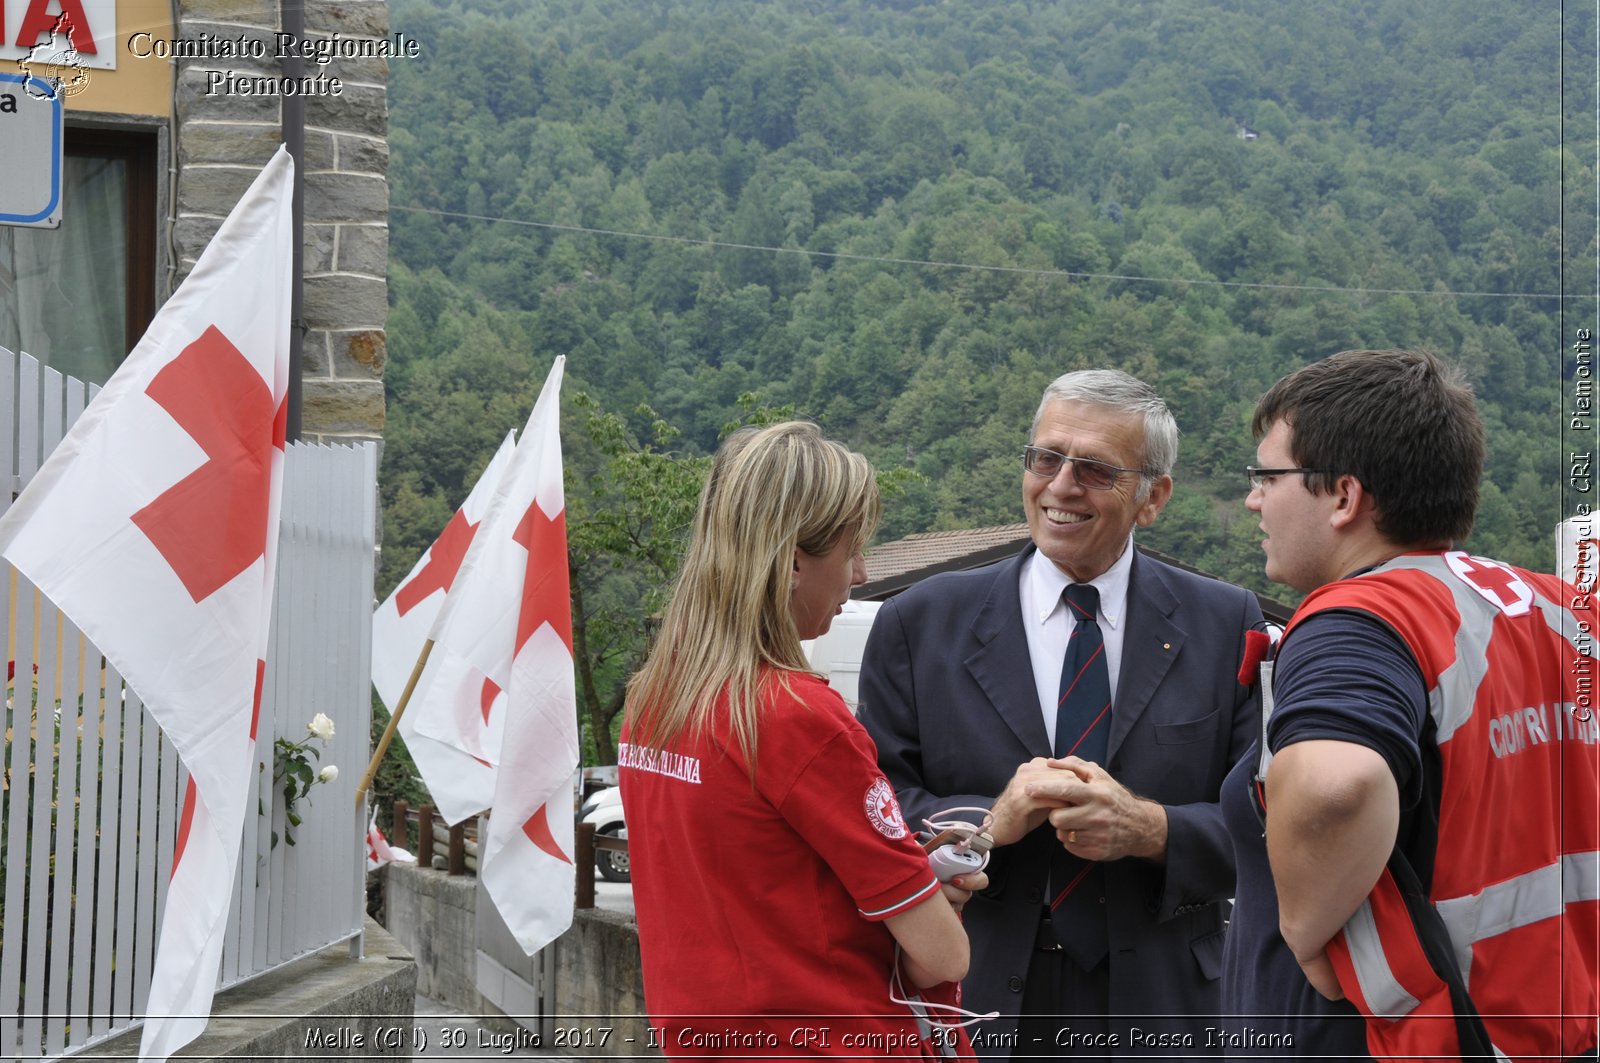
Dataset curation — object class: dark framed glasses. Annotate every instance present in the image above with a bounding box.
[1022,446,1144,490]
[1245,466,1325,490]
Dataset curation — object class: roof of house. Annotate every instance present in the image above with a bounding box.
[861,523,1296,625]
[864,523,1031,585]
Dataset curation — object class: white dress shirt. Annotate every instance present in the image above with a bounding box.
[1019,536,1135,754]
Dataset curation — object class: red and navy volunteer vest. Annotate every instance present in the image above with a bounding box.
[1282,551,1599,1062]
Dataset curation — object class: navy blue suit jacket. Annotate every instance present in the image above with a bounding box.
[858,546,1260,1055]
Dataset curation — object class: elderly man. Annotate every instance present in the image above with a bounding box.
[1219,348,1599,1061]
[859,369,1262,1058]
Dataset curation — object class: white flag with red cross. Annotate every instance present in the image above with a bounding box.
[366,816,393,870]
[0,147,292,1060]
[412,356,577,954]
[371,429,515,824]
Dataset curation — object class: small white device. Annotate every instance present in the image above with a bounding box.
[926,843,985,882]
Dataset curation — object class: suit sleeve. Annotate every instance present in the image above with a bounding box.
[858,595,998,830]
[1151,584,1262,919]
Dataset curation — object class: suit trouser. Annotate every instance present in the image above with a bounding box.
[1014,915,1111,1061]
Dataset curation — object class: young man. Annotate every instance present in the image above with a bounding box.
[1221,348,1599,1061]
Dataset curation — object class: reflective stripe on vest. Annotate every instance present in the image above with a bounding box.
[1374,553,1599,743]
[1341,854,1597,1057]
[1435,851,1600,990]
[1386,554,1497,743]
[1343,887,1420,1021]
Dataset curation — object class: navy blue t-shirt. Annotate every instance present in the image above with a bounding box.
[1218,608,1431,1061]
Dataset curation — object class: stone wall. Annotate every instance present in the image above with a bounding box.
[171,0,389,443]
[382,863,658,1058]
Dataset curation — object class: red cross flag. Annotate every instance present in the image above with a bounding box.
[371,429,515,824]
[411,356,578,953]
[365,811,413,871]
[0,147,292,1060]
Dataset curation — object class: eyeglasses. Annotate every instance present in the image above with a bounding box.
[1246,467,1325,490]
[1022,446,1145,490]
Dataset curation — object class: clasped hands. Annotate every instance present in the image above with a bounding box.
[989,756,1168,863]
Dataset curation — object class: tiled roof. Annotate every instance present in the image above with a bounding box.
[862,522,1297,624]
[866,523,1030,583]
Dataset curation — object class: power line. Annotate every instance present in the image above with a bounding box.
[391,203,1580,303]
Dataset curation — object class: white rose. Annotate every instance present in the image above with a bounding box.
[319,764,339,784]
[306,713,336,741]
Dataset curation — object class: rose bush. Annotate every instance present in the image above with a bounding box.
[268,715,339,848]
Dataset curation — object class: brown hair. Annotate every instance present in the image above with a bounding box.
[1253,348,1483,546]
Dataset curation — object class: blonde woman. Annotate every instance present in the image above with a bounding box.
[620,422,980,1060]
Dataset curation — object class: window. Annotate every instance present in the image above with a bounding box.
[0,126,156,385]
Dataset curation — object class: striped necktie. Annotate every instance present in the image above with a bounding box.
[1048,582,1110,968]
[1055,583,1110,762]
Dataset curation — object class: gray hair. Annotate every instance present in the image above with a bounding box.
[1031,369,1180,484]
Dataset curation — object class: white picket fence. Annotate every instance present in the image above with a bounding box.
[0,348,377,1060]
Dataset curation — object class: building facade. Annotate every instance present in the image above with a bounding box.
[1,0,389,442]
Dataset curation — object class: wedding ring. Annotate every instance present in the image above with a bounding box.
[1067,830,1078,844]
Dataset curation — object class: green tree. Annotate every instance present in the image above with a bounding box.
[565,394,708,764]
[380,0,1576,687]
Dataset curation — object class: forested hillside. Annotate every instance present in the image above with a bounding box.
[378,0,1594,756]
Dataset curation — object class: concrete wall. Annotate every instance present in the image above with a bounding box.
[96,917,416,1058]
[383,859,489,1013]
[549,905,649,1026]
[382,862,658,1057]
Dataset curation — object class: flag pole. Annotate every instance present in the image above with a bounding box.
[356,638,434,807]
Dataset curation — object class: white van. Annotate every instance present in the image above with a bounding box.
[799,599,881,713]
